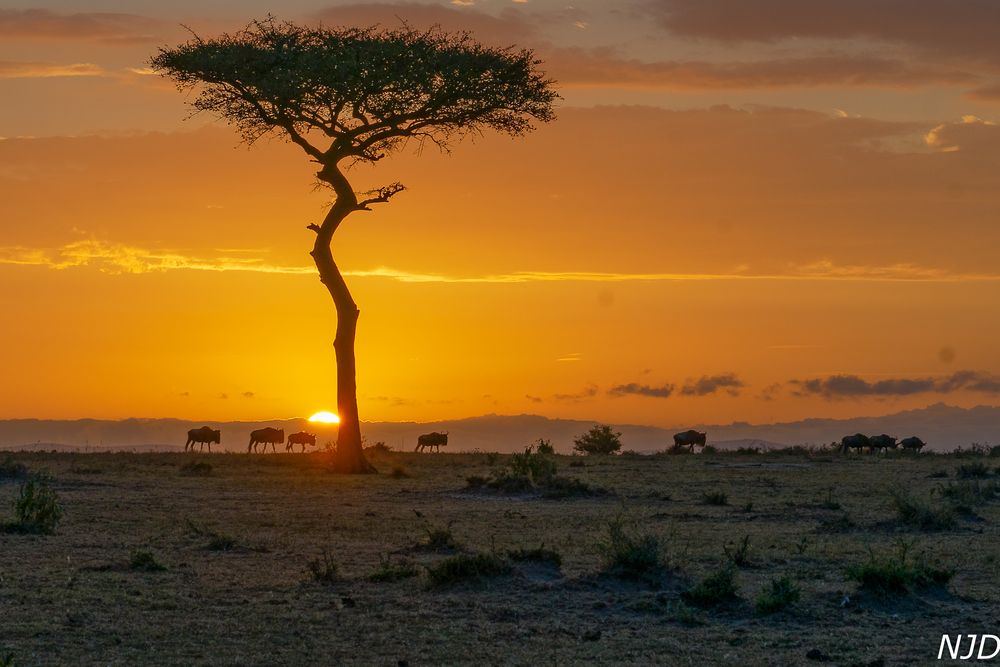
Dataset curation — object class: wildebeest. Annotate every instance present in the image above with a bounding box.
[415,432,448,453]
[869,434,897,454]
[899,436,926,452]
[185,426,220,452]
[672,430,707,452]
[286,431,317,452]
[249,427,285,453]
[841,433,870,454]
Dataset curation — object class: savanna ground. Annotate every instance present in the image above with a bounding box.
[1,447,998,666]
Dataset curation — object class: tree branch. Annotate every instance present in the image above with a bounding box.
[356,182,406,210]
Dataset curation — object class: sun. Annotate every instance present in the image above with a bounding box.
[308,411,340,424]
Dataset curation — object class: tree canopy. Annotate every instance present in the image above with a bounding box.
[151,18,557,176]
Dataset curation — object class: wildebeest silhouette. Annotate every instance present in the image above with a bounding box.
[286,431,317,452]
[415,431,448,452]
[841,433,870,454]
[673,430,707,452]
[899,436,926,452]
[249,427,285,453]
[869,434,897,454]
[186,426,220,452]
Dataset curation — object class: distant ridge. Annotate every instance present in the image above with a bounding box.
[0,403,997,453]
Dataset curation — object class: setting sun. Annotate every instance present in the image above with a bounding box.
[308,411,340,424]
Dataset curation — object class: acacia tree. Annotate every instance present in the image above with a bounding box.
[152,19,556,472]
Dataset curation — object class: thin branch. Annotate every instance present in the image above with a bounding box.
[356,182,406,210]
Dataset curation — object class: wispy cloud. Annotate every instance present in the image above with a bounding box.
[680,373,744,396]
[0,9,162,43]
[608,382,675,398]
[0,61,104,79]
[790,370,1000,398]
[552,385,600,401]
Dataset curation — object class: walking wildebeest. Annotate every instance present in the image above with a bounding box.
[286,431,317,452]
[186,426,220,452]
[415,432,448,452]
[899,436,926,453]
[869,434,897,454]
[841,433,870,454]
[673,430,707,452]
[249,427,285,453]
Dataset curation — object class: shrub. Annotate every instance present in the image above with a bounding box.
[682,567,739,607]
[178,461,212,476]
[0,457,28,480]
[573,424,622,455]
[956,462,991,479]
[426,552,511,588]
[206,532,238,551]
[541,475,603,499]
[367,555,419,583]
[415,516,460,552]
[0,652,12,667]
[8,475,63,534]
[467,447,601,498]
[129,549,167,572]
[702,491,728,506]
[505,545,562,568]
[889,487,956,531]
[364,440,392,454]
[847,541,953,597]
[755,577,800,614]
[701,445,718,455]
[534,438,555,455]
[724,535,753,567]
[506,446,557,484]
[600,516,666,579]
[307,552,339,584]
[937,479,999,507]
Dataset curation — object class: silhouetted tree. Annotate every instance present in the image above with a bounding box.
[151,18,557,473]
[573,424,623,455]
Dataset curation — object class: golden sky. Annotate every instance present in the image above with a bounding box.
[3,1,1000,426]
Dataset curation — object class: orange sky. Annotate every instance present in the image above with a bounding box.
[3,2,1000,426]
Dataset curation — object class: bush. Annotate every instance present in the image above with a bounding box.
[573,424,623,455]
[367,555,419,582]
[702,491,728,506]
[307,552,339,584]
[178,461,212,476]
[724,535,753,567]
[541,475,603,499]
[937,479,999,508]
[505,545,562,568]
[507,446,557,484]
[129,549,167,572]
[755,577,800,614]
[682,567,739,607]
[889,487,956,531]
[467,447,601,499]
[534,438,555,455]
[847,541,953,597]
[600,516,666,579]
[0,457,28,480]
[7,475,62,534]
[956,461,991,479]
[426,552,511,588]
[364,440,392,454]
[415,515,460,552]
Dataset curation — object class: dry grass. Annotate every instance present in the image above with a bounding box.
[0,450,995,665]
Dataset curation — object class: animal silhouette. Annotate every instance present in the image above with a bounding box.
[672,430,707,452]
[286,431,317,452]
[899,436,926,452]
[840,433,871,454]
[869,434,897,454]
[249,427,285,453]
[415,432,448,452]
[185,426,220,452]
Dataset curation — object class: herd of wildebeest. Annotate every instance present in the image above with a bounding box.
[184,425,926,455]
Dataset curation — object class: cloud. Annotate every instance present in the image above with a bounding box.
[790,370,1000,398]
[680,373,744,396]
[242,391,255,399]
[924,115,1000,153]
[0,61,105,79]
[608,382,675,398]
[553,385,599,401]
[525,394,543,403]
[550,49,973,90]
[0,9,161,43]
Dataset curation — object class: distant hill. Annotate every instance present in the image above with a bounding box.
[0,403,996,453]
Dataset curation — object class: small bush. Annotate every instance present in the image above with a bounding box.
[129,549,167,572]
[367,555,419,583]
[724,535,753,567]
[0,457,28,480]
[682,567,739,607]
[364,440,392,454]
[426,552,511,588]
[889,487,956,531]
[702,445,718,455]
[415,516,460,552]
[505,545,562,568]
[307,552,339,584]
[506,446,557,484]
[937,479,999,507]
[956,462,991,479]
[178,461,212,476]
[573,424,622,455]
[600,516,666,579]
[206,532,238,551]
[7,475,63,534]
[534,438,555,455]
[541,475,603,499]
[847,541,953,597]
[755,577,800,614]
[702,491,728,506]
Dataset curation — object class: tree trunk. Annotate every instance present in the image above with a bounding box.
[310,165,375,474]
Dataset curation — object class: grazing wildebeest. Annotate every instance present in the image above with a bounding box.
[415,432,448,453]
[185,426,220,452]
[286,431,317,452]
[899,436,926,453]
[841,433,870,454]
[249,427,285,453]
[672,430,707,452]
[869,434,897,454]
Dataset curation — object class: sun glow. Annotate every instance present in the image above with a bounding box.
[308,411,340,424]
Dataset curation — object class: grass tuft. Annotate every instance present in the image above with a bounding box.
[846,540,953,597]
[129,549,167,572]
[682,567,740,607]
[307,552,339,584]
[889,487,956,531]
[5,475,62,534]
[701,491,728,506]
[600,515,667,579]
[367,555,419,583]
[0,457,28,480]
[178,461,212,476]
[425,552,512,588]
[505,545,562,568]
[755,576,800,614]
